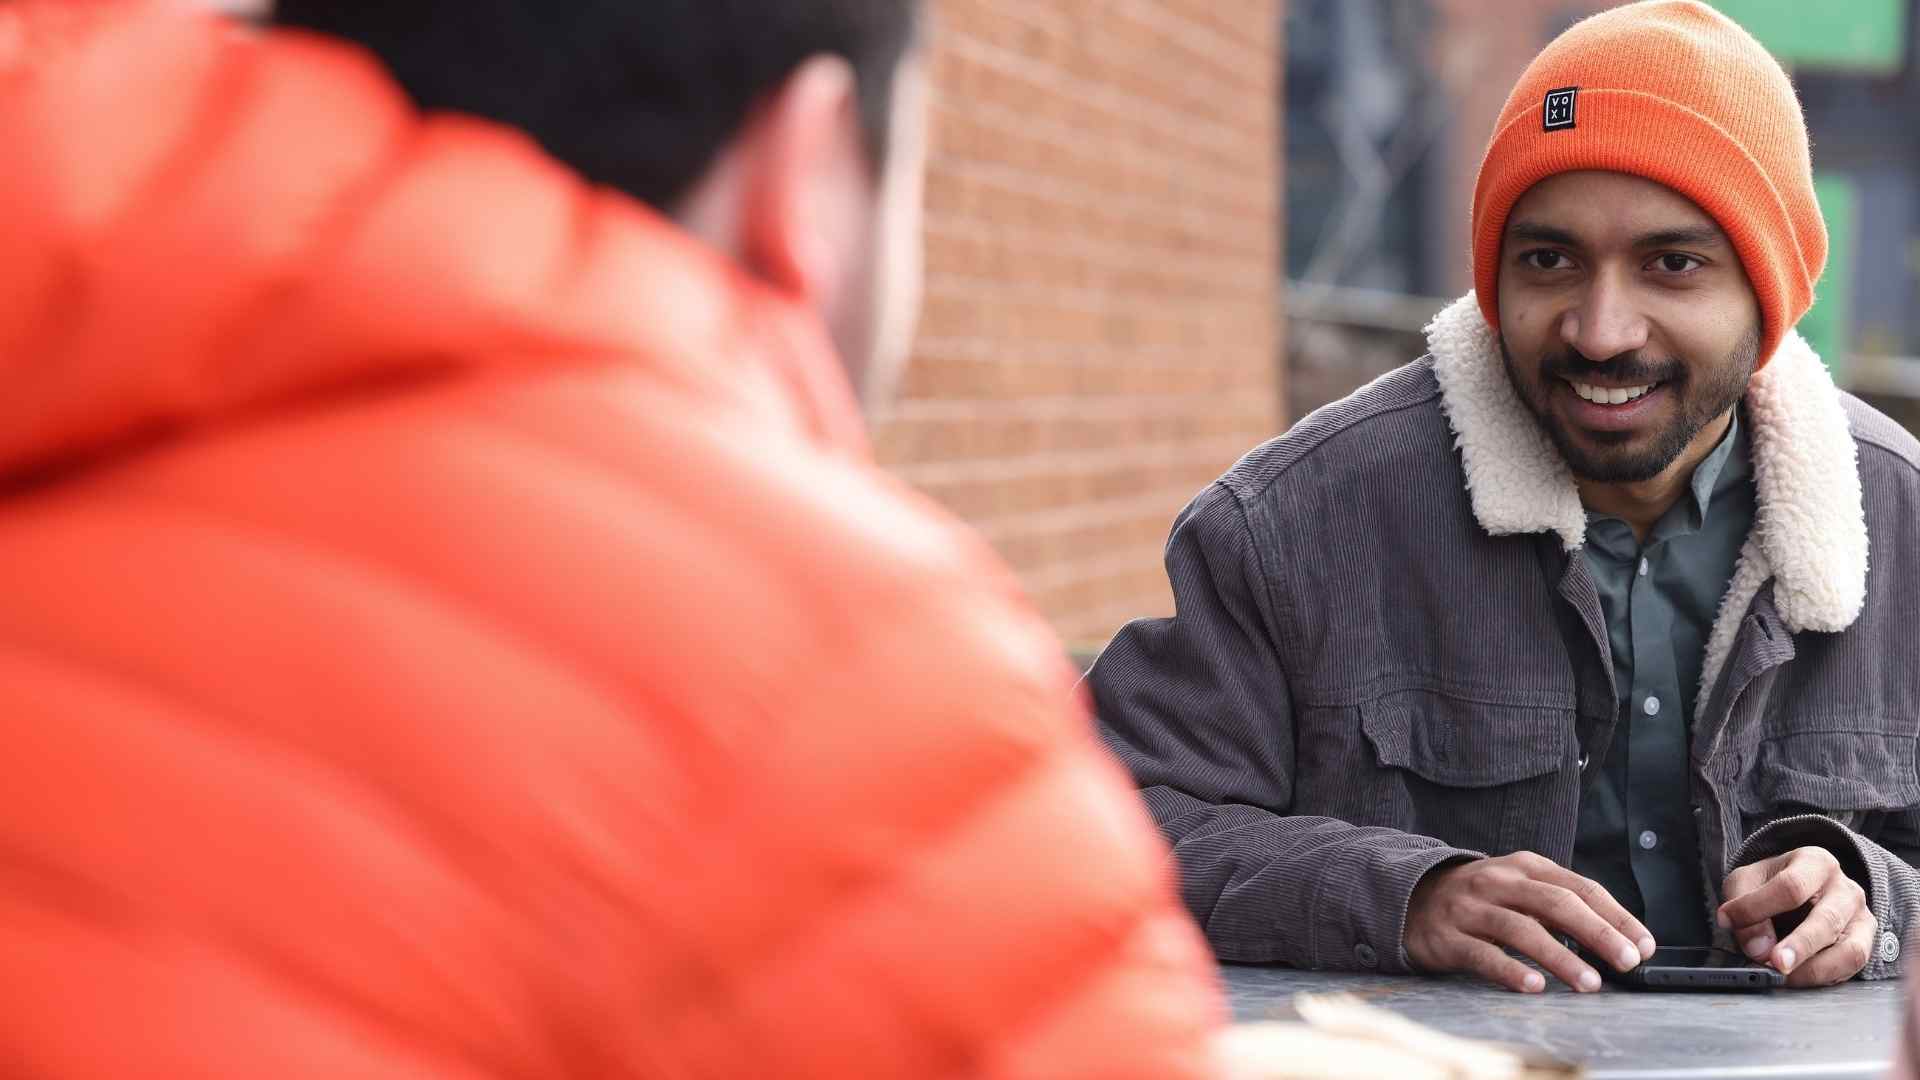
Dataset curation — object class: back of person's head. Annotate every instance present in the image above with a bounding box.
[273,0,929,407]
[271,0,921,211]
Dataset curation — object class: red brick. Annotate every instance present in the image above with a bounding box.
[877,0,1282,645]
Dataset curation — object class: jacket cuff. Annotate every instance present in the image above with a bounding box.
[1310,842,1482,974]
[1732,813,1901,980]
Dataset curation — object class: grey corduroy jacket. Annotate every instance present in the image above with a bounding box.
[1091,294,1920,979]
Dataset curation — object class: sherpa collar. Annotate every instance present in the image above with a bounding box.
[1424,292,1868,648]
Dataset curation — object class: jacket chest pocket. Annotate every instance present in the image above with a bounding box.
[1357,690,1578,856]
[1735,725,1920,833]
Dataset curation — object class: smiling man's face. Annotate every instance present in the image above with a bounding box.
[1496,170,1762,484]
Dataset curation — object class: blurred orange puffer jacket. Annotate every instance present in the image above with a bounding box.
[0,4,1226,1077]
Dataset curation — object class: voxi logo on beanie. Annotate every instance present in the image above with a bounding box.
[1543,86,1577,131]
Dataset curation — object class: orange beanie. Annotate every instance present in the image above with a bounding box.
[1470,0,1827,365]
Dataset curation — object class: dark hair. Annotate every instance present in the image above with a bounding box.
[272,1,923,210]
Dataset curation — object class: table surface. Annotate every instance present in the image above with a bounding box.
[1222,963,1908,1079]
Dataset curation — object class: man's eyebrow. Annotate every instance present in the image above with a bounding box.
[1631,225,1727,249]
[1505,221,1582,248]
[1505,221,1729,251]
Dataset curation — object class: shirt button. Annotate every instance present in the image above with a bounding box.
[1355,942,1379,968]
[1639,830,1659,850]
[1881,932,1901,965]
[1638,557,1649,577]
[1643,696,1661,717]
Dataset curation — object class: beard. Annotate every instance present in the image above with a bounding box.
[1500,327,1760,483]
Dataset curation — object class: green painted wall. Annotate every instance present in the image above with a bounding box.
[1713,0,1908,73]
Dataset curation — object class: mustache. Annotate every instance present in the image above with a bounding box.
[1538,349,1684,385]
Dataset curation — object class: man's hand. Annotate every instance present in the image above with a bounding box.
[1718,846,1875,987]
[1405,852,1656,993]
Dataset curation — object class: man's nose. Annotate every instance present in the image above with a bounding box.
[1559,273,1650,364]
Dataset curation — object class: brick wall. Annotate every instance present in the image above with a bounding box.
[874,0,1283,651]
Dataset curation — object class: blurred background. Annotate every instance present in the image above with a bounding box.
[870,0,1920,656]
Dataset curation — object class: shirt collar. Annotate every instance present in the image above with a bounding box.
[1687,408,1749,527]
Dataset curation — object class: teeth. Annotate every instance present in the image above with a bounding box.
[1571,381,1655,404]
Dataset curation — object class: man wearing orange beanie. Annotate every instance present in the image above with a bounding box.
[1094,0,1920,993]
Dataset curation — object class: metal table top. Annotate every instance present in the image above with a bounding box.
[1222,963,1907,1079]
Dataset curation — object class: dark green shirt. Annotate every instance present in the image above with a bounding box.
[1572,412,1754,947]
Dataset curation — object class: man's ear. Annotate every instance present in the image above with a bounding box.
[738,54,873,310]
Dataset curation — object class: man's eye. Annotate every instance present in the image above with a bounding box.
[1653,253,1703,273]
[1522,250,1569,271]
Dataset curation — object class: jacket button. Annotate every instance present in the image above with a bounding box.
[1881,932,1901,965]
[1355,942,1378,968]
[1578,753,1591,773]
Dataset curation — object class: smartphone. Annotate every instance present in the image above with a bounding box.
[1596,946,1786,991]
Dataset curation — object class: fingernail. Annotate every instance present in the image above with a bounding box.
[1523,971,1545,992]
[1743,935,1773,961]
[1716,911,1731,930]
[1579,969,1601,992]
[1618,946,1640,971]
[1637,936,1657,960]
[1776,947,1797,972]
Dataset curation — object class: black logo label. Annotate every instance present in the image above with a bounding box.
[1543,86,1578,131]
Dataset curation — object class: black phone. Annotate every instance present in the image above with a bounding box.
[1596,946,1785,991]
